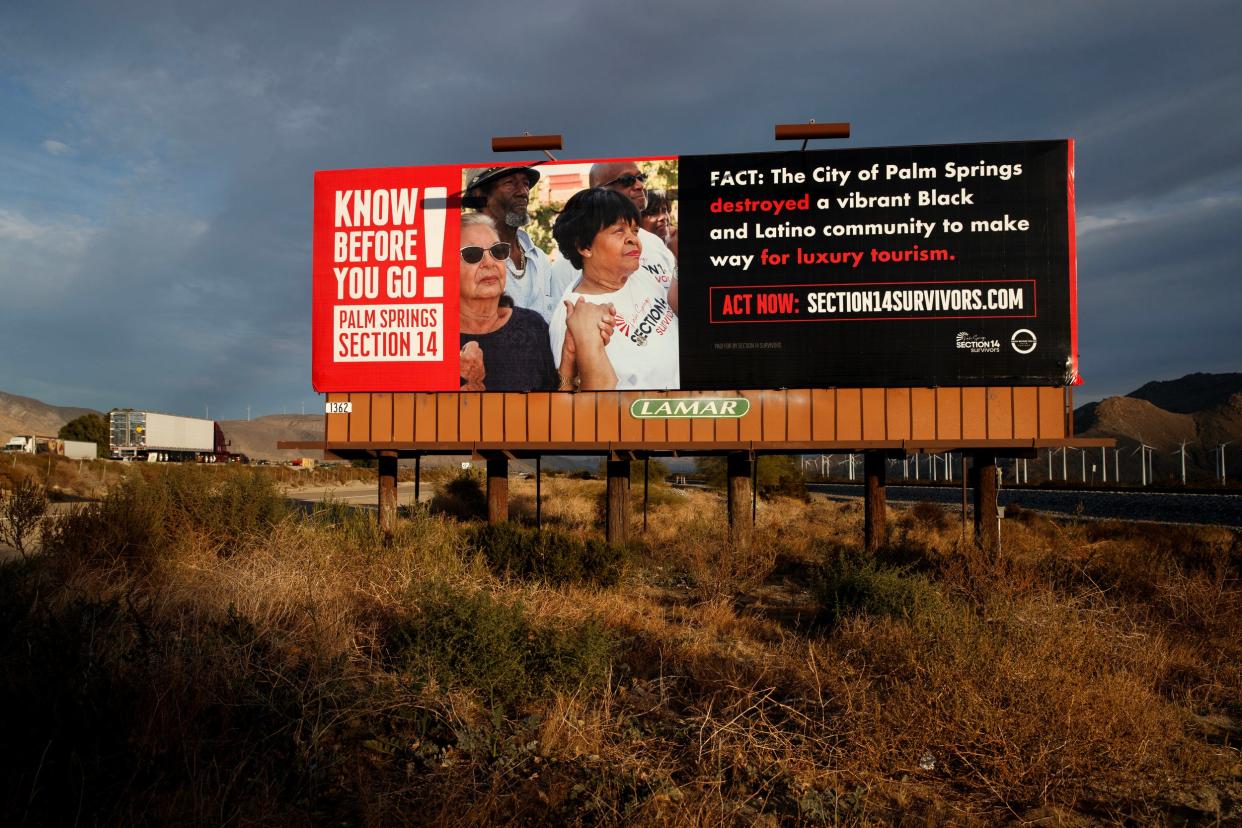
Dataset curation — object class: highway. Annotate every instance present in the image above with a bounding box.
[808,483,1242,529]
[285,481,429,511]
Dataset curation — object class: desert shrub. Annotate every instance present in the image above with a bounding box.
[666,522,779,600]
[813,549,943,625]
[467,523,626,586]
[388,582,614,707]
[41,466,288,566]
[909,500,950,531]
[0,478,48,557]
[569,469,595,480]
[429,470,487,520]
[695,455,809,500]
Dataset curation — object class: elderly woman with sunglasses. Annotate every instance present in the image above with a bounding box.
[457,213,562,391]
[549,188,680,391]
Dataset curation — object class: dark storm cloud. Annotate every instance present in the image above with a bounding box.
[0,0,1238,414]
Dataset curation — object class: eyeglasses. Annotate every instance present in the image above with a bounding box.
[460,242,511,264]
[601,172,647,188]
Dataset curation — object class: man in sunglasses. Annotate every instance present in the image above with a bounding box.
[551,162,678,298]
[464,166,570,324]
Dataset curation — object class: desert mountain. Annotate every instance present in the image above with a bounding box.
[217,414,322,463]
[1127,372,1242,414]
[1075,374,1242,482]
[0,390,98,444]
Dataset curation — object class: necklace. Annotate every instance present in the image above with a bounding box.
[510,243,526,279]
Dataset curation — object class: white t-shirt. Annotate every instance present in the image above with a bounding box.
[549,269,680,391]
[550,227,677,296]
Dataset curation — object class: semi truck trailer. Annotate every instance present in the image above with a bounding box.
[108,410,238,462]
[2,435,98,459]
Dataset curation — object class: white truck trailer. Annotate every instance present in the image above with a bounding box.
[109,410,219,462]
[3,435,97,458]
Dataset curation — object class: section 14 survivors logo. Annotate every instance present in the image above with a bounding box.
[955,331,1000,354]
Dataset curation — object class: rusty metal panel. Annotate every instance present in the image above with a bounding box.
[348,393,371,442]
[666,395,692,443]
[370,393,393,442]
[836,389,862,441]
[885,388,911,440]
[1013,387,1038,439]
[596,393,620,442]
[503,393,527,441]
[326,393,349,442]
[482,394,505,442]
[861,388,886,440]
[435,394,459,442]
[962,388,987,440]
[1038,387,1065,438]
[761,391,786,441]
[393,394,414,442]
[527,394,551,442]
[738,391,762,441]
[457,394,481,442]
[786,390,811,442]
[811,389,836,441]
[642,403,668,443]
[323,387,1080,451]
[415,394,437,442]
[715,392,741,442]
[573,394,597,442]
[911,388,936,440]
[619,392,643,442]
[689,392,714,443]
[549,394,574,441]
[986,388,1014,439]
[935,388,961,440]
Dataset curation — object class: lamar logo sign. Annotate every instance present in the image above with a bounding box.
[630,398,752,419]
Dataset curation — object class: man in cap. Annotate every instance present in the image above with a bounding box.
[550,161,678,299]
[464,165,569,323]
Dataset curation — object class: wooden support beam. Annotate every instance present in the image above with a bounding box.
[486,457,508,524]
[972,451,999,556]
[378,451,398,537]
[727,451,753,545]
[864,451,887,553]
[605,459,630,545]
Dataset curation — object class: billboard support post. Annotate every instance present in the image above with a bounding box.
[864,451,887,553]
[487,458,508,525]
[727,452,754,545]
[414,455,421,506]
[643,458,650,533]
[971,451,999,556]
[378,451,398,538]
[606,460,631,545]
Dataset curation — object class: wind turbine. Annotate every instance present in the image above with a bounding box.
[1217,442,1231,485]
[1174,440,1195,486]
[1132,443,1148,487]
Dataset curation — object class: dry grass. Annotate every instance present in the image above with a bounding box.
[1,468,1239,825]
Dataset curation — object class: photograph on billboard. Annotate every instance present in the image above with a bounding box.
[313,140,1075,393]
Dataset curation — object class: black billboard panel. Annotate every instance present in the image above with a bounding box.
[676,140,1075,388]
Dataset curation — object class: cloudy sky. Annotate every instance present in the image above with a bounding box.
[1,1,1238,418]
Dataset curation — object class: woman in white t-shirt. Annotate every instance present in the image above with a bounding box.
[549,188,680,391]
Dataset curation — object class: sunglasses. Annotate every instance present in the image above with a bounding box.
[601,172,647,188]
[460,242,511,264]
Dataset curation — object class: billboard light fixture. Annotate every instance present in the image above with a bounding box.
[491,133,563,161]
[775,120,851,150]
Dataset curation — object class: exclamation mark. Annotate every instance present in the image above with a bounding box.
[422,187,446,298]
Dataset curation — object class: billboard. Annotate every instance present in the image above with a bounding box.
[313,140,1076,393]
